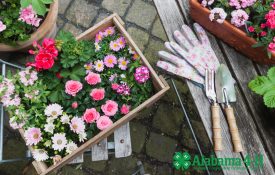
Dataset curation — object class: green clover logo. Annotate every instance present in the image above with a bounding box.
[173,152,191,170]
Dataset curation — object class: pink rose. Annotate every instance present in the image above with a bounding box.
[90,88,105,101]
[65,80,83,96]
[72,102,78,109]
[85,72,101,85]
[96,116,113,130]
[101,100,118,116]
[121,104,130,115]
[82,108,100,123]
[111,83,119,90]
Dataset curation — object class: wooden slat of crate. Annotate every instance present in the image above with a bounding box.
[114,123,132,158]
[91,138,108,161]
[23,13,169,175]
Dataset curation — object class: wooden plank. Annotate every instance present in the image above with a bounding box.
[177,0,275,174]
[153,1,246,175]
[114,123,132,158]
[69,154,84,164]
[91,138,108,161]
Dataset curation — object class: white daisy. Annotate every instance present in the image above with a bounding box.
[94,60,104,72]
[44,123,55,134]
[66,141,78,154]
[70,117,85,134]
[46,117,55,124]
[44,104,63,119]
[33,149,49,161]
[95,42,101,52]
[79,132,87,142]
[52,133,67,151]
[61,115,70,124]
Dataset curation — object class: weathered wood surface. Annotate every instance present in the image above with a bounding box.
[153,0,275,175]
[114,123,132,158]
[91,138,108,161]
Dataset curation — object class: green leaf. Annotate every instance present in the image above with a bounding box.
[267,67,275,82]
[264,89,275,108]
[32,0,47,16]
[60,69,71,78]
[40,0,53,4]
[69,74,81,81]
[248,76,274,95]
[21,0,32,7]
[48,90,60,103]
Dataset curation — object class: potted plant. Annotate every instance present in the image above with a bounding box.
[190,0,275,64]
[0,14,169,174]
[0,0,58,52]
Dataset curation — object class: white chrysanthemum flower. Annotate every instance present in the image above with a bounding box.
[33,149,49,161]
[66,141,78,154]
[52,133,67,151]
[95,42,101,52]
[70,117,85,134]
[46,117,55,124]
[79,132,87,142]
[61,115,70,124]
[44,104,63,119]
[44,123,55,134]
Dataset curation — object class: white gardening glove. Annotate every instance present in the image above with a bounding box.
[157,23,219,84]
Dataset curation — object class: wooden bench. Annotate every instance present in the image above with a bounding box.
[153,0,275,175]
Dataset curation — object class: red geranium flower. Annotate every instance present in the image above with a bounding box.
[35,52,55,70]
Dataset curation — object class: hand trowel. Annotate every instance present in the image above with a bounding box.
[215,64,243,152]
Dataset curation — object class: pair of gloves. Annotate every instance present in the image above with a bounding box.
[157,23,219,85]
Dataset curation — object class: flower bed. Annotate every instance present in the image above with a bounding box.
[0,14,169,174]
[190,0,275,64]
[0,0,58,51]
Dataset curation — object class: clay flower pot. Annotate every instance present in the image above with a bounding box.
[189,0,275,65]
[0,0,58,52]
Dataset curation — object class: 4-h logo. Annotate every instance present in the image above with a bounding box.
[173,152,191,170]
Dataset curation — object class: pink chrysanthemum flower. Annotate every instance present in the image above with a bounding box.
[104,55,117,68]
[19,5,41,27]
[117,37,126,49]
[104,26,115,36]
[24,128,42,146]
[94,60,104,72]
[118,57,129,70]
[110,41,121,51]
[134,66,150,83]
[95,31,104,43]
[70,117,85,134]
[231,9,249,27]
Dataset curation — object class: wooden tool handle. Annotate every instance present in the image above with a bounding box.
[225,106,243,152]
[211,103,222,151]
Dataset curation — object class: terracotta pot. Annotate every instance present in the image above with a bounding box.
[189,0,275,65]
[0,0,58,52]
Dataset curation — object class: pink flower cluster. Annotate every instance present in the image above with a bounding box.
[0,78,21,107]
[19,5,41,27]
[114,83,131,95]
[18,67,38,86]
[268,37,275,53]
[134,66,150,84]
[229,0,256,9]
[110,37,126,51]
[265,10,275,29]
[230,9,249,27]
[0,21,6,32]
[209,8,227,24]
[95,26,115,43]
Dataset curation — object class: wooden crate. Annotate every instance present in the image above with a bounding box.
[20,13,169,175]
[189,0,275,65]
